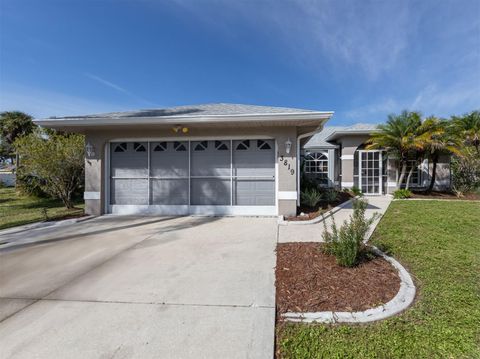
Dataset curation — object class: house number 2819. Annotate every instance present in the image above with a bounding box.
[279,156,295,175]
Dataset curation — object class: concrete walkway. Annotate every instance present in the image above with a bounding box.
[278,196,393,243]
[0,216,277,359]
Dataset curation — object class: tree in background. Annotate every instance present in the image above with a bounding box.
[451,110,480,153]
[14,130,85,208]
[0,111,36,166]
[449,110,480,196]
[366,110,423,190]
[417,117,461,192]
[451,146,480,196]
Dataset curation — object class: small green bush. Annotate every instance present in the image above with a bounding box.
[350,186,363,196]
[393,189,412,199]
[323,189,339,203]
[301,188,323,207]
[322,198,379,267]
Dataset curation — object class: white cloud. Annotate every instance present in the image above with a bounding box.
[411,81,480,118]
[168,0,415,80]
[84,72,158,107]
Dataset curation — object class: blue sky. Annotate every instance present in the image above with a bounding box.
[0,0,479,125]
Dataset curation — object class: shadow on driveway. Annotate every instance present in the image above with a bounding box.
[0,216,221,252]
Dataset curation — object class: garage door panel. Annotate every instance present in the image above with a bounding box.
[111,179,148,205]
[191,178,231,205]
[110,142,148,178]
[191,141,230,177]
[233,140,275,177]
[233,179,275,206]
[151,179,188,205]
[150,141,188,177]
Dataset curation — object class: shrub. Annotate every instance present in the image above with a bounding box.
[301,188,323,208]
[350,186,363,196]
[451,147,480,197]
[322,198,379,267]
[14,131,85,208]
[323,189,339,203]
[393,189,412,199]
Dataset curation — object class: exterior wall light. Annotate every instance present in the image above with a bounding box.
[285,138,292,154]
[173,125,189,134]
[85,142,95,157]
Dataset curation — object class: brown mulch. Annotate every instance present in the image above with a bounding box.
[411,191,480,200]
[286,192,353,221]
[275,243,400,317]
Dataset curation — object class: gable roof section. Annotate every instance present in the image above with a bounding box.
[304,124,379,149]
[53,103,320,119]
[35,103,333,128]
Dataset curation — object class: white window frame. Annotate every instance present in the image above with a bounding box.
[358,150,383,195]
[303,151,329,186]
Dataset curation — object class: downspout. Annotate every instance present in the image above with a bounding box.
[296,131,317,206]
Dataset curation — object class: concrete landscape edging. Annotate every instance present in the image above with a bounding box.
[280,194,416,324]
[393,198,480,202]
[281,246,416,324]
[278,195,359,226]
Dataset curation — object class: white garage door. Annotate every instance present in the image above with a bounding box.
[109,139,276,215]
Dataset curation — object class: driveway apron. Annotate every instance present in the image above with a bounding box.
[0,215,277,359]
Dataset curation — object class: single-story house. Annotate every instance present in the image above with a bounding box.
[302,124,451,193]
[35,103,451,217]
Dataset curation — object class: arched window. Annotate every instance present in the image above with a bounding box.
[153,142,167,152]
[257,140,271,150]
[215,140,229,150]
[113,143,127,153]
[194,141,208,151]
[304,152,328,185]
[304,152,328,173]
[174,141,187,151]
[236,140,250,150]
[134,142,146,152]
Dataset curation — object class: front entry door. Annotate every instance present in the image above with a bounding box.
[359,151,382,195]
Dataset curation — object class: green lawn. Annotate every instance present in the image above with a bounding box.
[277,200,480,359]
[0,187,84,230]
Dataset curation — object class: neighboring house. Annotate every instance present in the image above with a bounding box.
[35,103,451,217]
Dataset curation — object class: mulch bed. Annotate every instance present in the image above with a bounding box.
[275,243,400,317]
[411,191,480,200]
[286,192,353,221]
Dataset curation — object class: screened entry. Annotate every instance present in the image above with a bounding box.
[109,139,276,215]
[358,150,383,195]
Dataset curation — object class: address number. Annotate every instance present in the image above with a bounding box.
[279,156,295,175]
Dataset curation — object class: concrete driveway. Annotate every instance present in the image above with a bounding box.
[0,215,277,359]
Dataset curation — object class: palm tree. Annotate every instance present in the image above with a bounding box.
[451,110,480,153]
[366,110,423,190]
[417,117,461,192]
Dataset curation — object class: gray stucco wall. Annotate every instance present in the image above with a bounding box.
[84,126,299,216]
[337,135,370,188]
[305,136,451,194]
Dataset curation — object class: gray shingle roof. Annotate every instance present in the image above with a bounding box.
[49,103,319,119]
[304,124,379,149]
